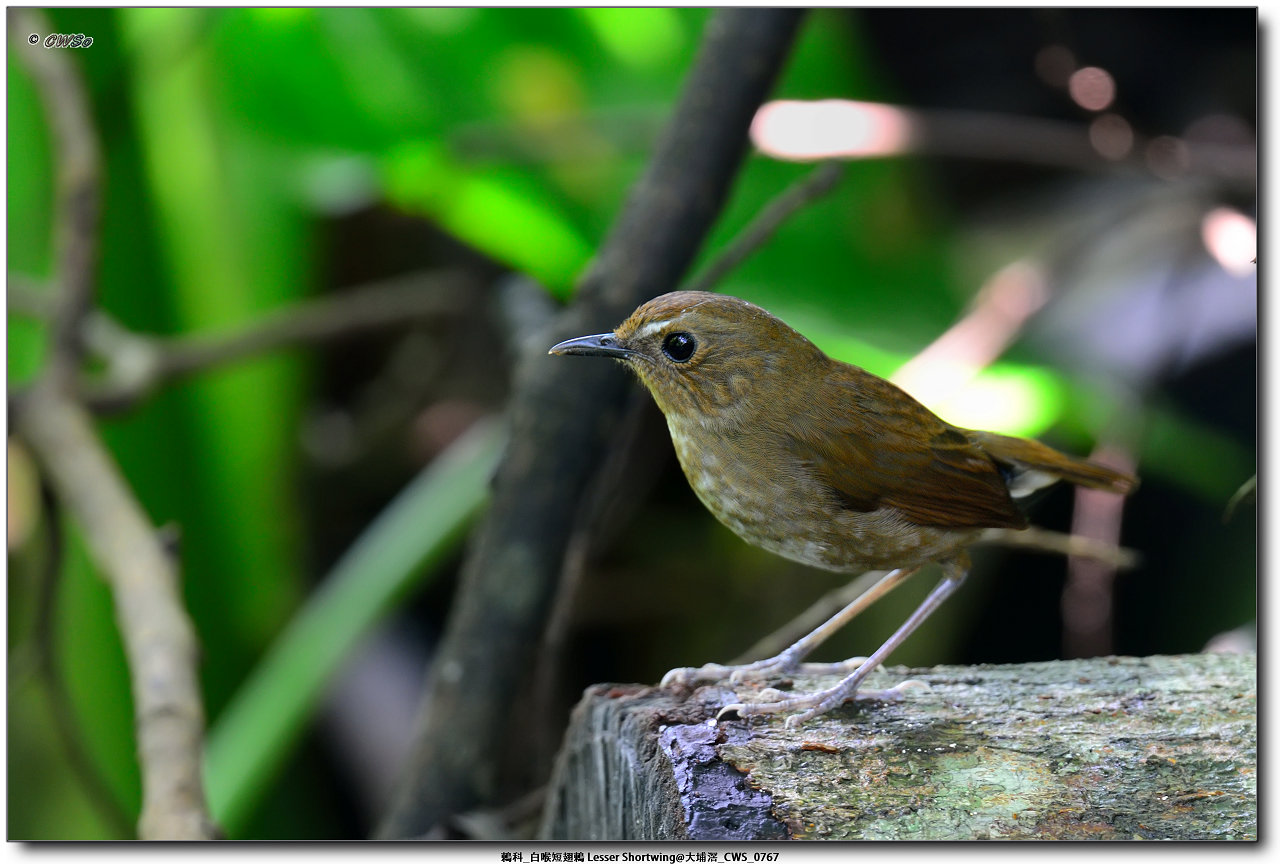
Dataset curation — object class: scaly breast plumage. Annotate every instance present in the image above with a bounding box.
[667,419,971,572]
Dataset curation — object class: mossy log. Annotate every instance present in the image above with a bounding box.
[540,653,1256,841]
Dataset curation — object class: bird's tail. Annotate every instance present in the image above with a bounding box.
[969,430,1138,499]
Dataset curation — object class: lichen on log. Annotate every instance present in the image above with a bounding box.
[541,653,1256,841]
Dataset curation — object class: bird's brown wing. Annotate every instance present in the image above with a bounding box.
[966,430,1138,495]
[784,368,1027,530]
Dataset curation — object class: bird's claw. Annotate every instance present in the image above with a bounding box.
[659,667,693,688]
[717,677,932,726]
[661,662,740,688]
[728,664,779,685]
[661,657,798,688]
[715,702,745,721]
[887,678,931,695]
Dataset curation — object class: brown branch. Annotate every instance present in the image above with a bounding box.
[375,8,809,839]
[12,9,215,839]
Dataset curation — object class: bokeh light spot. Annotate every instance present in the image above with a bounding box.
[1089,113,1133,160]
[1201,207,1257,276]
[927,365,1065,438]
[580,8,684,70]
[1067,66,1116,111]
[751,99,913,161]
[492,46,584,124]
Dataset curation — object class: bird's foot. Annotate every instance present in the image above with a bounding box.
[660,663,734,688]
[718,677,930,729]
[661,653,868,688]
[659,657,787,688]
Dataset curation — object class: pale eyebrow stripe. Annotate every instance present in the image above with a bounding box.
[635,320,670,339]
[634,301,713,339]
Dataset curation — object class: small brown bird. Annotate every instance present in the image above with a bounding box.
[550,291,1137,726]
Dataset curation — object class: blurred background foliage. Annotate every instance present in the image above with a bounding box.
[7,7,1255,840]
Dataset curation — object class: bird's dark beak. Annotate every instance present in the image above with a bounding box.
[548,333,639,360]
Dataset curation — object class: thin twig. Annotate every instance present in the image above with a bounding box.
[730,525,1137,666]
[82,269,479,411]
[10,8,101,378]
[730,569,887,665]
[10,269,478,413]
[156,271,476,380]
[682,161,845,295]
[979,526,1139,570]
[1223,474,1256,524]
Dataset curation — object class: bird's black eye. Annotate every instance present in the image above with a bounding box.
[662,331,696,363]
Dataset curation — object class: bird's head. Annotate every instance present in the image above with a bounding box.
[549,291,826,425]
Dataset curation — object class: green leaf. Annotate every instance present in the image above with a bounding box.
[383,141,593,295]
[204,418,506,836]
[120,8,311,704]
